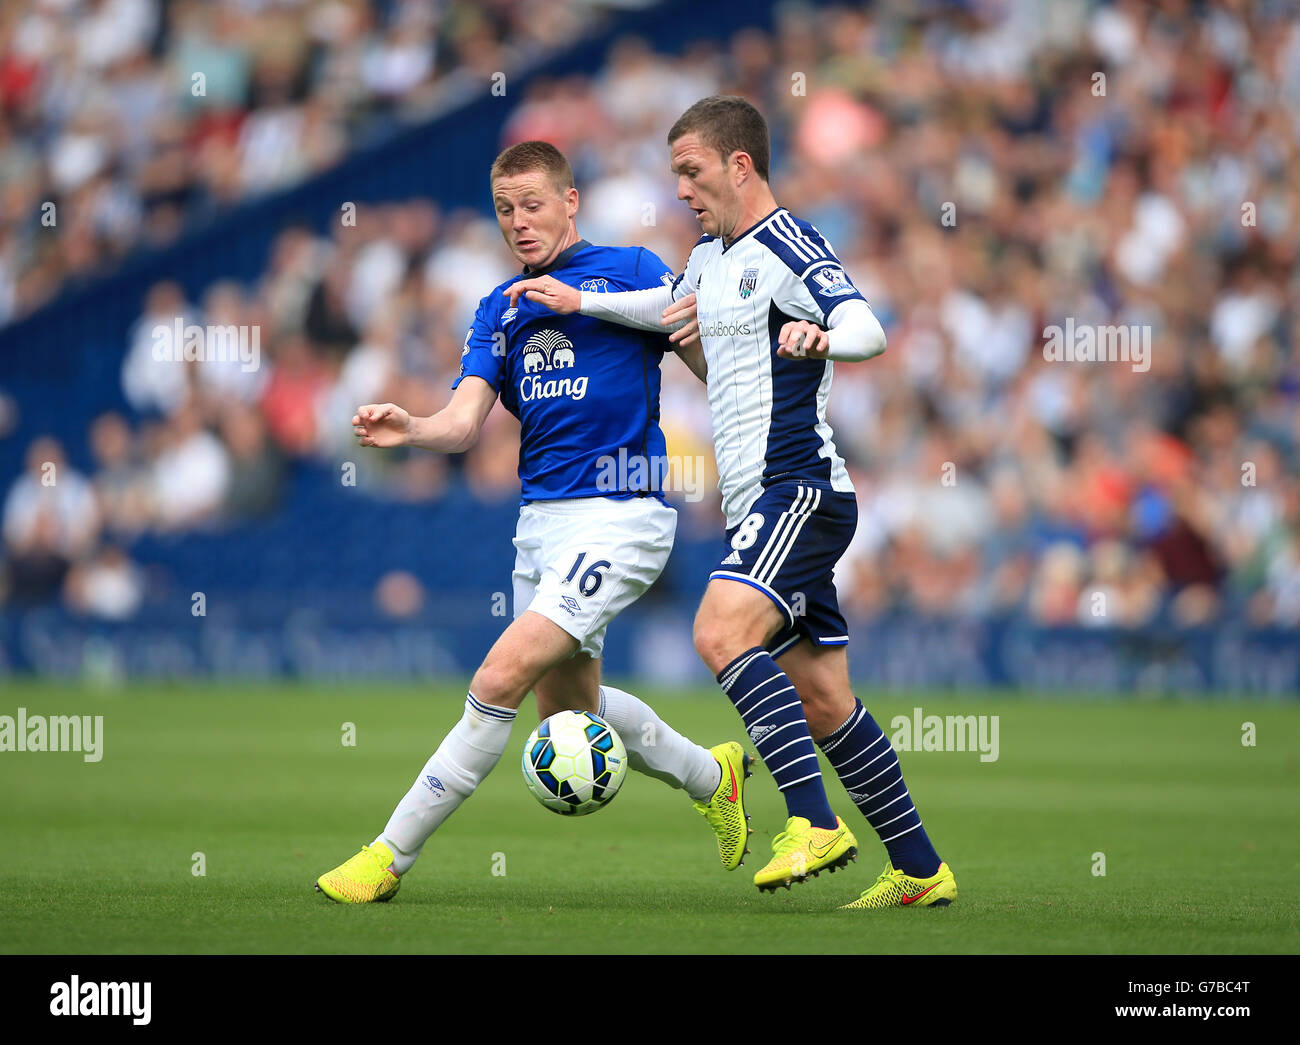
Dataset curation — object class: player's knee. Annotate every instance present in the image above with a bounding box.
[695,606,775,674]
[693,612,739,675]
[470,658,528,709]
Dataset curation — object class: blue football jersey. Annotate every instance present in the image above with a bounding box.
[452,240,674,503]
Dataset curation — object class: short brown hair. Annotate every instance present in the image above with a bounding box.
[668,96,770,182]
[489,140,574,194]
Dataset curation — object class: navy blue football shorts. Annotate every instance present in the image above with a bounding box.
[709,480,858,658]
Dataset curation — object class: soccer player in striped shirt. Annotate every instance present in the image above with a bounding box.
[511,97,957,908]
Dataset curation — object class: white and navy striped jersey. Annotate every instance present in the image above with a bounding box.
[671,207,863,527]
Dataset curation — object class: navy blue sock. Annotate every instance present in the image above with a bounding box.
[717,647,836,830]
[817,699,940,878]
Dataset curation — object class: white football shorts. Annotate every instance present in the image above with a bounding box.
[512,495,677,658]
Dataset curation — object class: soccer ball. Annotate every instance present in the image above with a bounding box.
[522,710,627,815]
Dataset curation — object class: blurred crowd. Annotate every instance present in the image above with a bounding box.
[5,0,1300,629]
[0,0,602,324]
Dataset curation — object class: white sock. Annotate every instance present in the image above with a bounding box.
[377,694,517,874]
[598,685,719,801]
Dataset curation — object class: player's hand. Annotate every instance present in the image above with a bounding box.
[777,320,830,360]
[663,293,699,346]
[504,276,580,313]
[353,403,411,448]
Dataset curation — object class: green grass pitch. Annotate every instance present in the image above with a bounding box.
[1,682,1296,954]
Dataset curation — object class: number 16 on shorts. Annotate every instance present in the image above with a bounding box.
[512,495,677,659]
[564,552,611,598]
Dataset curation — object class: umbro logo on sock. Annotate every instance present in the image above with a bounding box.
[721,550,744,566]
[424,775,445,793]
[748,723,777,744]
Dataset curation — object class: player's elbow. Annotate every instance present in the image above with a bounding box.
[448,419,480,454]
[430,410,482,454]
[859,306,887,358]
[826,300,886,362]
[826,327,885,363]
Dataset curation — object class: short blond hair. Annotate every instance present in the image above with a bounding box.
[489,141,574,194]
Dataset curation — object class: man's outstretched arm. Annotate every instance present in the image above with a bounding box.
[507,275,705,378]
[505,277,683,333]
[353,376,498,454]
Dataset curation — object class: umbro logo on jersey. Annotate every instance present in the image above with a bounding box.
[501,307,519,325]
[721,549,744,566]
[748,723,777,744]
[560,596,580,616]
[738,267,759,299]
[424,774,445,793]
[458,327,472,376]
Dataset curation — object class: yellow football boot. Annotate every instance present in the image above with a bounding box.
[693,742,753,870]
[839,861,957,909]
[753,815,857,892]
[316,842,401,903]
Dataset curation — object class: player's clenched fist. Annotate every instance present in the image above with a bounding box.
[504,276,580,313]
[353,403,411,448]
[777,320,830,360]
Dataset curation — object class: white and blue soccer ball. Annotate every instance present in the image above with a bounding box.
[522,710,627,816]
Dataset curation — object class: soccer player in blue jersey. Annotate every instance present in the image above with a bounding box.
[316,142,750,903]
[512,98,957,908]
